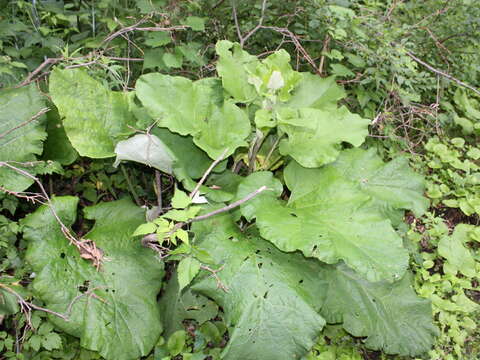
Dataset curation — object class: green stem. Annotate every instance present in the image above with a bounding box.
[120,164,141,206]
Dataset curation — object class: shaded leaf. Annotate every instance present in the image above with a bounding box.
[42,106,78,165]
[159,271,218,338]
[22,197,164,360]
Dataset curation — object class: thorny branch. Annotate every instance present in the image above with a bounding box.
[0,162,104,269]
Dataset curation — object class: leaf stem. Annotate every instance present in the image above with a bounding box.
[120,164,141,206]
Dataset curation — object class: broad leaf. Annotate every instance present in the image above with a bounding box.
[236,169,409,282]
[215,40,259,102]
[0,85,47,191]
[136,74,221,136]
[320,263,438,356]
[22,197,164,360]
[49,68,134,158]
[191,211,326,360]
[278,106,370,167]
[136,73,251,159]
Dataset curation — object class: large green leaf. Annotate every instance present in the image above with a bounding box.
[236,168,409,282]
[49,68,134,158]
[278,106,370,168]
[215,40,259,102]
[0,85,47,191]
[320,263,438,356]
[22,197,164,360]
[136,73,251,159]
[191,211,326,360]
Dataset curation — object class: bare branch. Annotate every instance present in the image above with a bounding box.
[188,186,267,223]
[405,50,480,97]
[189,148,228,199]
[0,162,104,268]
[103,17,187,44]
[18,58,61,87]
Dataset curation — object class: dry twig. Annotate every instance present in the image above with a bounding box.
[0,162,104,269]
[189,148,228,199]
[405,50,480,97]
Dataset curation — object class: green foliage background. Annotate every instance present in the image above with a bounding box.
[0,0,479,359]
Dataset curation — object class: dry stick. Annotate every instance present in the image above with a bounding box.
[239,0,268,47]
[103,21,187,44]
[318,35,330,76]
[189,148,229,199]
[0,284,105,322]
[18,58,61,87]
[0,107,49,140]
[200,264,229,292]
[0,162,102,267]
[155,170,163,210]
[188,186,267,224]
[262,26,321,75]
[405,50,480,97]
[0,284,69,321]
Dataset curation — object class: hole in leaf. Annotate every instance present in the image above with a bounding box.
[263,292,268,299]
[60,253,65,259]
[312,245,317,252]
[255,249,260,254]
[257,263,263,269]
[298,279,304,284]
[78,280,90,293]
[290,213,297,218]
